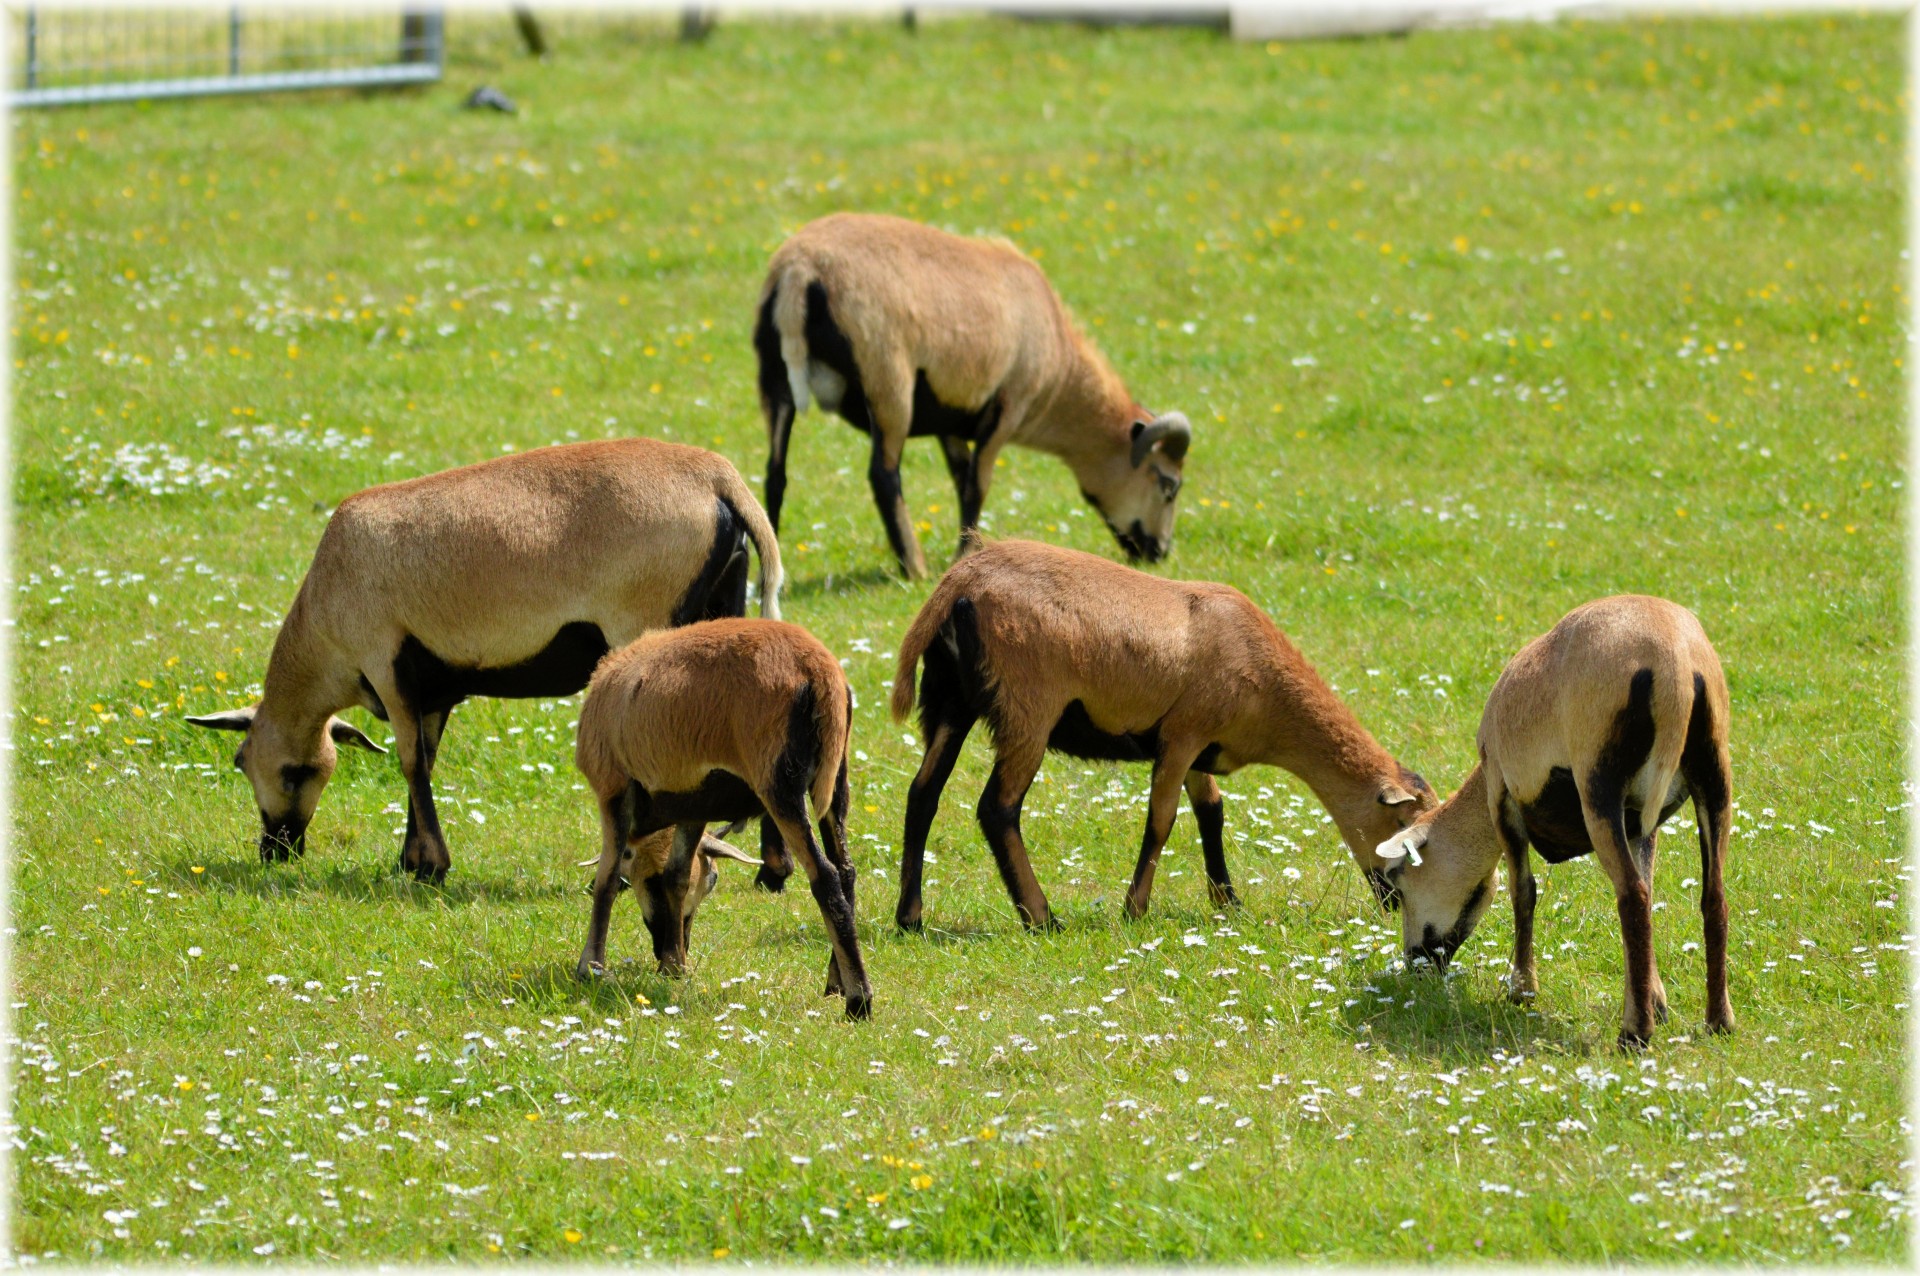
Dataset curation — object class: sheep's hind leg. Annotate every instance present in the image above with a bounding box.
[1582,795,1657,1051]
[1635,827,1669,1023]
[1682,681,1735,1034]
[1185,771,1238,908]
[771,810,871,1019]
[975,752,1056,931]
[898,712,976,932]
[815,755,860,1002]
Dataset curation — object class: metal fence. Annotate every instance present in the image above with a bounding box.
[8,7,443,108]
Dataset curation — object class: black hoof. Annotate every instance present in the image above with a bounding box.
[895,914,924,934]
[1616,1030,1651,1053]
[754,864,790,893]
[844,995,872,1020]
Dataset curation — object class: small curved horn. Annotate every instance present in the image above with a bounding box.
[186,707,257,733]
[328,716,387,754]
[698,834,764,867]
[1131,412,1192,467]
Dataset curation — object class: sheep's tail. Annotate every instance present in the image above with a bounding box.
[891,573,967,723]
[717,468,784,621]
[766,259,818,416]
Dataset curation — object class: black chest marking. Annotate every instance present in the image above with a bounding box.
[1522,765,1689,865]
[1190,742,1228,774]
[907,370,1001,441]
[625,771,766,838]
[392,622,611,717]
[1047,700,1161,763]
[1521,768,1594,864]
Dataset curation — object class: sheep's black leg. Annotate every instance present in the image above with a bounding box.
[939,435,985,553]
[755,290,796,532]
[867,428,928,580]
[1496,799,1538,1003]
[772,810,871,1019]
[1185,771,1237,907]
[898,713,975,931]
[975,755,1055,930]
[1636,827,1669,1022]
[754,817,793,893]
[1682,674,1735,1034]
[402,707,449,851]
[577,792,631,978]
[391,703,450,885]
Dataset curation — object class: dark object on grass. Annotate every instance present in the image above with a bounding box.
[681,7,715,42]
[512,7,548,57]
[464,85,517,114]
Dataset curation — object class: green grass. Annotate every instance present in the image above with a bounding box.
[10,10,1906,1263]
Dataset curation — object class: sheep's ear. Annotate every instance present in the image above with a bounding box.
[186,707,257,733]
[1378,781,1421,809]
[1374,825,1428,867]
[1130,412,1192,466]
[698,834,764,867]
[328,717,387,754]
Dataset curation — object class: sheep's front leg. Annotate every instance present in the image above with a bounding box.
[867,426,928,580]
[401,707,449,856]
[375,685,450,884]
[974,753,1055,931]
[1123,754,1193,919]
[755,816,793,893]
[1185,771,1237,908]
[1496,804,1538,1003]
[577,793,629,978]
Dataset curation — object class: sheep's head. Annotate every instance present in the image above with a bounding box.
[1345,766,1437,909]
[1374,803,1499,971]
[186,706,385,861]
[1079,411,1191,562]
[634,827,763,975]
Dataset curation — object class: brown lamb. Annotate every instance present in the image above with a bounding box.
[574,618,870,1018]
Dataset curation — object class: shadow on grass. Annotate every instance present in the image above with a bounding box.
[782,564,910,602]
[166,853,575,907]
[1335,966,1599,1059]
[464,958,700,1016]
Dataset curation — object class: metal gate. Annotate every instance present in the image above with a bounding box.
[8,7,443,108]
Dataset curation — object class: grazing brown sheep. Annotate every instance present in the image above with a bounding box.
[754,212,1192,579]
[1375,595,1733,1049]
[188,438,782,884]
[889,539,1434,930]
[574,619,871,1018]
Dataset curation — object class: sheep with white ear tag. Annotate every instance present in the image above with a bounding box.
[1374,595,1734,1051]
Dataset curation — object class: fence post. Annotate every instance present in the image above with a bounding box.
[24,7,38,89]
[229,7,242,76]
[400,9,431,63]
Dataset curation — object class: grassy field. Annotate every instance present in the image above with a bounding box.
[9,10,1908,1263]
